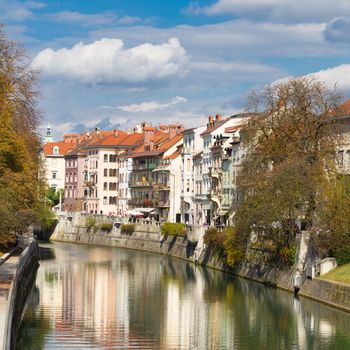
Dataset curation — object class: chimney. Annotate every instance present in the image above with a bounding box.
[169,125,177,139]
[143,126,155,146]
[216,113,221,122]
[176,124,184,134]
[114,129,119,137]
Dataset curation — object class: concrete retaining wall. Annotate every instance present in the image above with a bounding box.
[3,240,39,350]
[299,278,350,312]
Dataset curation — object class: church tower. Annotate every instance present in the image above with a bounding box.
[44,123,53,144]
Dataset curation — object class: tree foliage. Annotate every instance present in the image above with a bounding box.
[0,26,45,247]
[235,78,345,256]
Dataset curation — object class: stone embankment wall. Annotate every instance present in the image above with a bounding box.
[51,214,198,262]
[299,278,350,312]
[51,214,304,293]
[3,240,39,350]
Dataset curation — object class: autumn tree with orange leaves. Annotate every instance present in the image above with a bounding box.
[0,26,47,249]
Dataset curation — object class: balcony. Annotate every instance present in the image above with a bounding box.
[157,200,170,208]
[84,180,96,188]
[133,163,158,171]
[153,183,170,191]
[128,198,158,207]
[129,180,155,188]
[208,167,221,179]
[209,189,222,206]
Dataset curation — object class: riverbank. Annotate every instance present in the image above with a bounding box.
[51,214,350,313]
[0,240,39,350]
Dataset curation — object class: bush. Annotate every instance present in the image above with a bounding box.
[204,227,225,252]
[161,222,187,237]
[334,246,350,265]
[278,245,297,265]
[121,224,135,235]
[223,226,245,267]
[99,223,113,232]
[85,216,96,229]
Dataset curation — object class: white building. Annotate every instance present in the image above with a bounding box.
[197,114,245,225]
[180,125,206,225]
[43,141,75,192]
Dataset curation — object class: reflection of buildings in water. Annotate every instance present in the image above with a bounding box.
[31,244,350,350]
[36,255,133,347]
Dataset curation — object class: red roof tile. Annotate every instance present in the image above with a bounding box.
[43,142,75,156]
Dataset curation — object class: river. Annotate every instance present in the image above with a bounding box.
[17,242,350,349]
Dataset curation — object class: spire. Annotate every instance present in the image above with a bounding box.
[44,122,53,144]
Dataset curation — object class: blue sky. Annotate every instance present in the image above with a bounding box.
[2,0,350,138]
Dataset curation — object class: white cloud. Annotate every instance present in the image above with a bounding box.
[117,96,188,113]
[90,20,332,59]
[188,0,350,23]
[31,37,188,84]
[48,11,142,27]
[271,64,350,92]
[190,60,284,82]
[0,0,45,21]
[308,64,350,90]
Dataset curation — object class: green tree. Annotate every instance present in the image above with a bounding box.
[45,187,64,207]
[235,78,344,257]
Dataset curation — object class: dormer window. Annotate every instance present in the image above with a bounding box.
[53,146,59,155]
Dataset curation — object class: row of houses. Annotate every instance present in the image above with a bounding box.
[42,100,350,225]
[42,113,247,225]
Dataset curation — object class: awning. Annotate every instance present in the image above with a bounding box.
[134,207,155,213]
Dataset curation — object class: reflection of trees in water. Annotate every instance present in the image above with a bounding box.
[17,312,51,350]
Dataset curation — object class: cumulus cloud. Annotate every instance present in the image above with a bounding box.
[188,0,350,23]
[48,11,142,27]
[308,64,350,90]
[324,17,350,43]
[31,37,188,84]
[117,96,188,113]
[272,64,350,92]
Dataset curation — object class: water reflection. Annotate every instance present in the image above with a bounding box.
[18,242,350,349]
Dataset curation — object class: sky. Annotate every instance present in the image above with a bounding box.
[2,0,350,139]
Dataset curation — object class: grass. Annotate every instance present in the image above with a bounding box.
[321,263,350,285]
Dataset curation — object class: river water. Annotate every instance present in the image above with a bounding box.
[17,242,350,349]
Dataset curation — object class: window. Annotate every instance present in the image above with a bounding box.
[103,196,107,205]
[109,196,117,205]
[53,146,59,155]
[52,171,57,179]
[109,168,117,177]
[109,182,117,190]
[104,182,107,190]
[104,154,108,162]
[110,154,116,162]
[104,169,108,177]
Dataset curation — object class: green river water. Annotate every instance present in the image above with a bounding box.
[17,242,350,349]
